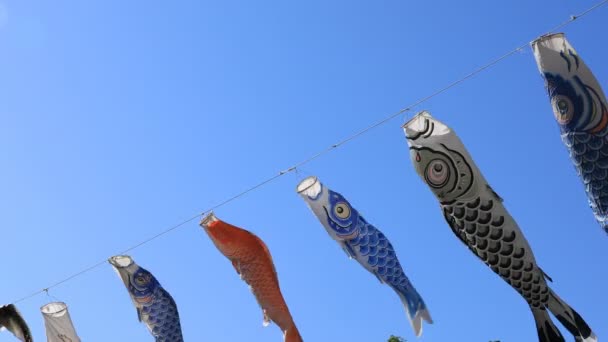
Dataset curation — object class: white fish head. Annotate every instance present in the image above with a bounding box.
[532,33,608,132]
[109,255,160,310]
[404,111,477,203]
[109,255,139,290]
[296,176,360,241]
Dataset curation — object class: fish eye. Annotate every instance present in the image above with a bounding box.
[552,95,574,124]
[425,159,450,188]
[334,203,351,219]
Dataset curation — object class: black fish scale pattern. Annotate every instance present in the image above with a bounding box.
[563,131,608,231]
[442,197,550,309]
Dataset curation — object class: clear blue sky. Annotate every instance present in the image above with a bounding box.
[0,1,606,341]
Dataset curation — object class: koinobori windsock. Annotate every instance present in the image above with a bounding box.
[109,255,184,342]
[296,177,432,337]
[404,111,596,342]
[0,304,33,342]
[41,302,80,342]
[200,213,303,342]
[532,33,608,234]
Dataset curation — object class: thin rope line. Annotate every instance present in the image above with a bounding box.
[42,288,61,304]
[12,175,285,304]
[288,0,608,167]
[12,259,108,304]
[10,0,608,305]
[569,0,608,20]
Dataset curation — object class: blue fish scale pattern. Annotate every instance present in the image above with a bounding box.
[142,287,183,342]
[562,129,608,232]
[349,217,423,315]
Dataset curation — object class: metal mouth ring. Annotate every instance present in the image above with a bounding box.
[109,255,134,268]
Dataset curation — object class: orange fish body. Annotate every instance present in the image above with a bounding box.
[201,213,303,342]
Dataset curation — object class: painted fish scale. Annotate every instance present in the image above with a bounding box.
[110,256,185,342]
[563,130,608,230]
[442,197,550,309]
[297,177,432,336]
[406,111,597,342]
[533,33,608,234]
[237,256,295,330]
[201,216,303,341]
[142,287,183,342]
[349,218,422,315]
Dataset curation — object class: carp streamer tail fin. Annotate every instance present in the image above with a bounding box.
[395,286,432,337]
[547,290,596,342]
[532,308,565,342]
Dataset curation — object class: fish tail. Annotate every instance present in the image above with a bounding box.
[283,324,303,342]
[395,286,432,337]
[532,308,565,342]
[546,289,596,342]
[0,305,32,342]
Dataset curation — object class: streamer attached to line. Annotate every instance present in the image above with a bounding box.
[200,212,303,342]
[404,111,596,342]
[532,33,608,234]
[41,302,80,342]
[0,304,32,342]
[109,255,184,342]
[296,177,432,337]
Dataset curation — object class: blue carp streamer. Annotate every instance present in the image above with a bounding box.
[297,177,432,336]
[109,255,184,342]
[533,33,608,233]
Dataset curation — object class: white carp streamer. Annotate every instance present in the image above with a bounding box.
[41,302,80,342]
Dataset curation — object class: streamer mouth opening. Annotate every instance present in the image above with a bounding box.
[109,255,133,268]
[403,110,450,139]
[296,176,321,198]
[200,212,218,228]
[531,32,565,45]
[41,302,68,317]
[403,110,433,138]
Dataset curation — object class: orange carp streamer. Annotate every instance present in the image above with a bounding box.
[201,213,303,342]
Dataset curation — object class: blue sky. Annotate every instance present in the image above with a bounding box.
[0,1,606,341]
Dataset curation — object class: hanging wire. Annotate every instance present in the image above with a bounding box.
[42,288,60,304]
[11,0,608,305]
